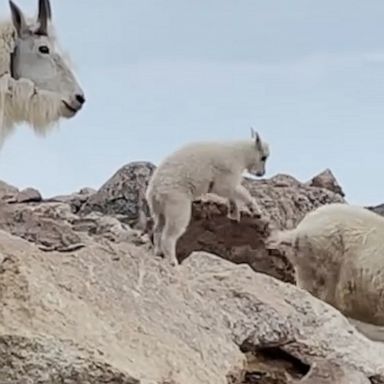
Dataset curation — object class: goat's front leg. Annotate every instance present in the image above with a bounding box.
[227,198,240,222]
[233,185,262,218]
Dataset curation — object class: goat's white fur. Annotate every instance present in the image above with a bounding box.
[146,131,270,266]
[0,16,73,145]
[267,202,384,341]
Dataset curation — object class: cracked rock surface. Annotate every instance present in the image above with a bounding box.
[0,163,381,383]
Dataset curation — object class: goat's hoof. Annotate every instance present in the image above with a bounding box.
[154,248,164,258]
[248,205,262,218]
[169,259,178,267]
[227,213,240,222]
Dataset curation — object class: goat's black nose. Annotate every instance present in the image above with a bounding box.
[75,94,85,104]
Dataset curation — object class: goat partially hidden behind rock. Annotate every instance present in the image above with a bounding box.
[145,128,270,266]
[267,202,384,342]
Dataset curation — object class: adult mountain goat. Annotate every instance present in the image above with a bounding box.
[267,202,384,341]
[146,129,270,266]
[0,0,85,145]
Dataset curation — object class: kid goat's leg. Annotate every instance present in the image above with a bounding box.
[152,213,165,257]
[210,179,261,220]
[227,198,240,222]
[233,184,262,217]
[161,195,192,266]
[209,178,241,221]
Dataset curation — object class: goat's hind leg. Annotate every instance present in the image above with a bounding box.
[161,195,192,267]
[152,213,165,257]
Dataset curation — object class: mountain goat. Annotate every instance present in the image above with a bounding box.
[0,0,85,145]
[267,202,384,341]
[146,129,270,266]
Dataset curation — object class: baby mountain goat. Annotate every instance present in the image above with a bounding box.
[146,129,270,266]
[267,202,384,341]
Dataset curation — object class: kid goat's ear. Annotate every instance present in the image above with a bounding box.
[250,127,263,151]
[250,126,256,139]
[255,132,262,150]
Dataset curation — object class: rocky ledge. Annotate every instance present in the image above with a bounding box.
[0,162,383,384]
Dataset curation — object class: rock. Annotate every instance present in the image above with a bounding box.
[79,187,97,195]
[290,360,371,383]
[367,203,384,216]
[0,180,18,202]
[176,174,345,283]
[0,170,344,285]
[0,200,145,253]
[16,187,42,203]
[72,211,144,244]
[0,202,85,252]
[80,161,156,226]
[370,375,384,384]
[0,232,383,383]
[0,167,377,383]
[0,335,140,384]
[306,168,345,197]
[48,187,97,214]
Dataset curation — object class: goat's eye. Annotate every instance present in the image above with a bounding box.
[38,45,50,54]
[261,156,267,162]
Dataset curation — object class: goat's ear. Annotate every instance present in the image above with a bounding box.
[36,0,52,35]
[250,127,256,139]
[9,0,28,37]
[254,131,262,151]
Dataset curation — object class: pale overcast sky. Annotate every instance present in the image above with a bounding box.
[0,0,384,205]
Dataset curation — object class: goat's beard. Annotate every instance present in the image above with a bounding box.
[0,74,64,145]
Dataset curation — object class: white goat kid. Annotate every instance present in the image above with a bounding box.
[0,0,85,144]
[146,129,270,267]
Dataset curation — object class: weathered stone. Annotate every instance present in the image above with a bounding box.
[0,233,383,383]
[80,162,156,225]
[48,187,97,213]
[16,187,42,203]
[0,335,140,384]
[291,360,370,383]
[176,175,345,283]
[0,180,18,202]
[306,168,345,197]
[367,203,384,216]
[0,167,379,384]
[0,202,84,252]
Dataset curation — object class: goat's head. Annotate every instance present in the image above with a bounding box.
[9,0,85,119]
[247,127,270,177]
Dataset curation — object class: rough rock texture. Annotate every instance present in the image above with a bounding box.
[1,234,384,383]
[176,174,345,283]
[0,164,381,383]
[367,203,384,216]
[75,163,345,283]
[48,187,97,214]
[79,161,156,226]
[306,168,345,197]
[15,187,42,203]
[0,335,139,384]
[293,360,371,383]
[0,164,346,284]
